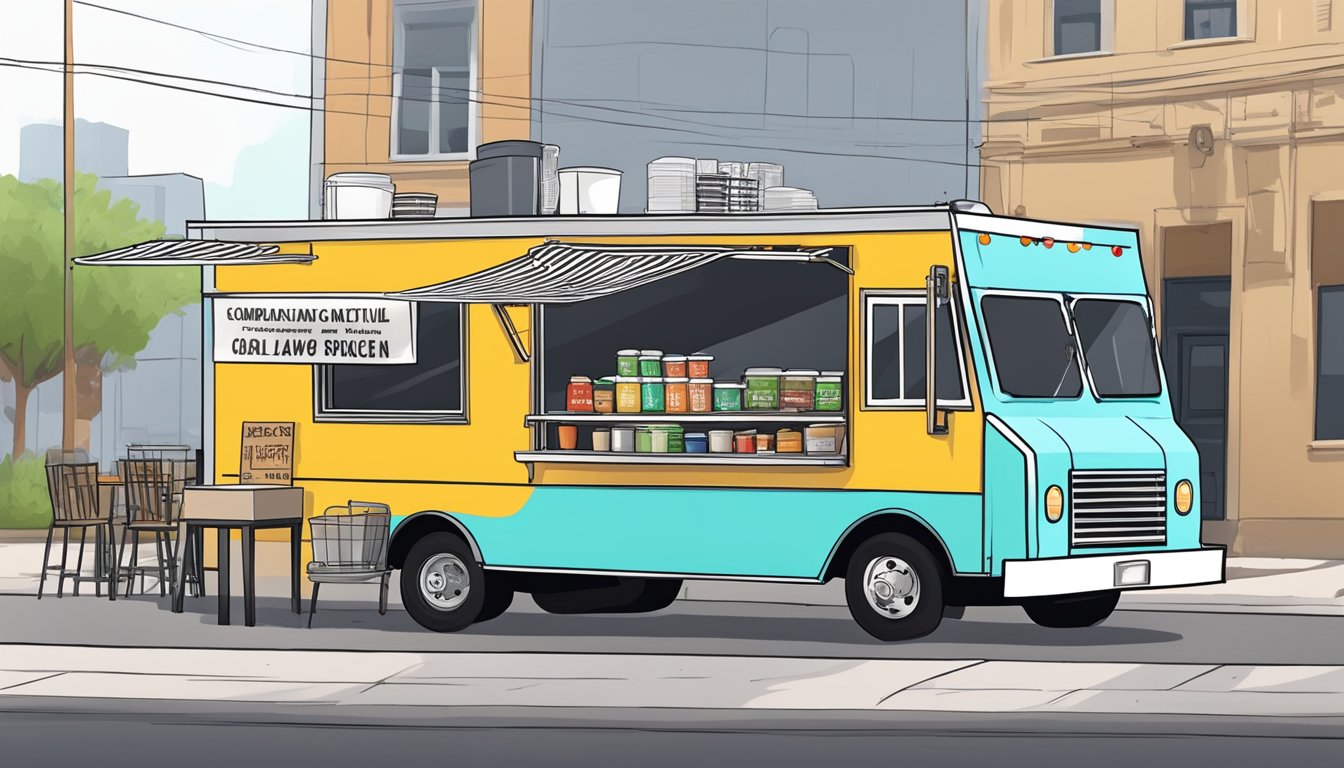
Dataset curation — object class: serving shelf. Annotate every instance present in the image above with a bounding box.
[525,411,846,425]
[514,450,848,468]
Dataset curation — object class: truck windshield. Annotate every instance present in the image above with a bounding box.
[1071,299,1161,397]
[981,295,1082,398]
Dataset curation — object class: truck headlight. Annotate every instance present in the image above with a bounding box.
[1045,485,1064,523]
[1175,480,1193,515]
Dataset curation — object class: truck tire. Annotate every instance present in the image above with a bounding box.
[844,532,944,641]
[1021,590,1119,628]
[400,532,486,632]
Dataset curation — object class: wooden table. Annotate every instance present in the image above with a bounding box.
[171,485,304,627]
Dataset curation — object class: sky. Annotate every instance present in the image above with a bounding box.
[0,0,313,219]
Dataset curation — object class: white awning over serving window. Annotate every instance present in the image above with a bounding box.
[385,241,845,304]
[73,240,313,266]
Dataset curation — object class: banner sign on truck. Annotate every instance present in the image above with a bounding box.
[214,297,416,364]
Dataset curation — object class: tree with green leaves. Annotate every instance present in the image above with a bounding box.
[0,172,198,458]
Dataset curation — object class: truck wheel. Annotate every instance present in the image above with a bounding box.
[401,532,485,632]
[844,533,944,641]
[1021,590,1119,628]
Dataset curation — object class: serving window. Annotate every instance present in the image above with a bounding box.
[520,247,852,468]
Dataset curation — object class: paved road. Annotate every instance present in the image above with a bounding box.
[3,592,1342,665]
[2,698,1342,766]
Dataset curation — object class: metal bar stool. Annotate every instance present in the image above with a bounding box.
[38,460,108,598]
[116,458,182,598]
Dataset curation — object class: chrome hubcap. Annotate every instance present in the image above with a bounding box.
[419,553,469,610]
[862,556,920,619]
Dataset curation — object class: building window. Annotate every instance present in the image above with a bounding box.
[863,293,969,408]
[1318,286,1344,439]
[392,0,476,159]
[317,303,467,422]
[1185,0,1238,41]
[1054,0,1103,55]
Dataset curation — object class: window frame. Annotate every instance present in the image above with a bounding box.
[313,303,469,424]
[1182,0,1241,42]
[862,289,973,411]
[1316,283,1344,440]
[1068,294,1165,400]
[1050,0,1113,58]
[390,0,479,162]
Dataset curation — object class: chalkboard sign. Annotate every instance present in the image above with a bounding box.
[240,421,295,485]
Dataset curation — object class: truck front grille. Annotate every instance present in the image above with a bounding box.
[1069,469,1167,548]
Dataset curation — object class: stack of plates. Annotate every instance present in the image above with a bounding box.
[391,192,438,219]
[695,174,730,213]
[762,186,819,211]
[647,156,698,213]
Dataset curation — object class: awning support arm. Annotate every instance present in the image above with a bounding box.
[493,304,530,363]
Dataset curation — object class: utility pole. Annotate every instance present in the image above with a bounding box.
[61,0,76,452]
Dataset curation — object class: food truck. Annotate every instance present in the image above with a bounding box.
[80,202,1225,640]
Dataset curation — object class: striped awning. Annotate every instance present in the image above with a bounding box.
[386,241,838,304]
[73,240,312,266]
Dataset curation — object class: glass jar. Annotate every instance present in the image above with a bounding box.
[616,349,640,377]
[688,378,713,413]
[638,350,663,377]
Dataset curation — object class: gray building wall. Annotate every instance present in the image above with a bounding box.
[97,173,206,237]
[18,119,130,182]
[531,0,985,213]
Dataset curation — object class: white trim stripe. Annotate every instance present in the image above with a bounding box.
[73,240,309,266]
[386,241,835,304]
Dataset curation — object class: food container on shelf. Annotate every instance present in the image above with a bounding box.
[558,424,579,450]
[616,350,640,377]
[592,429,611,452]
[640,376,666,412]
[708,429,734,453]
[815,371,844,412]
[744,367,783,410]
[635,427,655,453]
[688,378,713,412]
[649,428,670,453]
[323,173,396,220]
[776,428,803,453]
[558,167,622,215]
[615,376,642,413]
[649,424,684,453]
[734,430,757,453]
[780,369,818,411]
[665,377,689,412]
[684,433,708,453]
[755,433,775,453]
[712,382,745,411]
[804,424,846,455]
[687,354,713,378]
[611,426,636,452]
[566,376,595,412]
[638,350,664,377]
[662,355,687,378]
[594,377,616,413]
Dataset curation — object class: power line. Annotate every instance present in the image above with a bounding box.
[0,58,983,170]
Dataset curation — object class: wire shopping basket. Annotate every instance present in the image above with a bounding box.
[309,501,391,574]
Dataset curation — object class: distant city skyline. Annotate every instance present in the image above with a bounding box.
[0,0,313,220]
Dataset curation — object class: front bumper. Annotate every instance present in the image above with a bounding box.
[1002,547,1226,598]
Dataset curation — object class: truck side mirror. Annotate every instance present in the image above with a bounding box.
[926,265,951,436]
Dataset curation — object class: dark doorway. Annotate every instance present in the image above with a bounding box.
[1162,278,1231,521]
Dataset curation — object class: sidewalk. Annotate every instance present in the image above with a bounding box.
[1,643,1342,717]
[3,538,1343,615]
